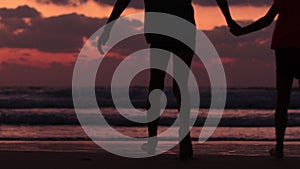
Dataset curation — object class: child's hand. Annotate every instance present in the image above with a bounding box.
[226,19,244,36]
[98,30,110,55]
[98,25,112,55]
[98,33,109,55]
[230,27,244,36]
[227,19,241,31]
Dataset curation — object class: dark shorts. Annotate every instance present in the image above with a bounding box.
[275,48,300,79]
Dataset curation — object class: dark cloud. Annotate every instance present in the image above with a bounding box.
[194,0,272,6]
[94,0,272,9]
[36,0,88,6]
[22,13,105,53]
[1,17,31,31]
[0,5,145,53]
[35,0,272,9]
[0,7,107,53]
[94,0,144,8]
[35,0,144,8]
[0,5,41,18]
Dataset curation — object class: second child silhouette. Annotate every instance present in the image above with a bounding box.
[230,0,300,159]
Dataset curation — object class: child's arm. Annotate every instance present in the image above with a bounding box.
[106,0,131,24]
[98,0,131,54]
[231,4,279,36]
[216,0,240,29]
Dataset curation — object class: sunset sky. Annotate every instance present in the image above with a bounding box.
[0,0,295,87]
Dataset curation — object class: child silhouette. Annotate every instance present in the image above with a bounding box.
[230,0,300,159]
[98,0,238,160]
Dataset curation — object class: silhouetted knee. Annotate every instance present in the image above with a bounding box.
[275,95,290,120]
[275,102,288,127]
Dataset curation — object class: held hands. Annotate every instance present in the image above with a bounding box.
[227,19,245,36]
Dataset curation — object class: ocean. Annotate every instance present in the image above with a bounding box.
[0,87,300,156]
